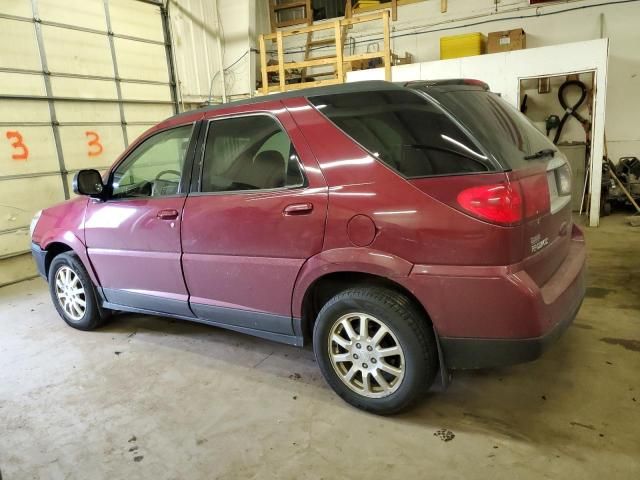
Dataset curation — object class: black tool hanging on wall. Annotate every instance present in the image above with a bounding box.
[545,115,560,136]
[551,79,591,144]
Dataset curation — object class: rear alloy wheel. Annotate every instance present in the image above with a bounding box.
[314,287,438,415]
[48,252,107,330]
[328,312,405,398]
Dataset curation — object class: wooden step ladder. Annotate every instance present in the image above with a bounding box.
[300,22,351,80]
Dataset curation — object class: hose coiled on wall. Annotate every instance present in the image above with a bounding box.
[552,79,590,144]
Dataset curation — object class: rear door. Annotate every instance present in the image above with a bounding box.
[181,105,328,337]
[85,123,199,316]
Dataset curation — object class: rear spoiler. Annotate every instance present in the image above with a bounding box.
[403,79,490,91]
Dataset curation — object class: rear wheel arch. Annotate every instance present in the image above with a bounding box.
[300,271,434,343]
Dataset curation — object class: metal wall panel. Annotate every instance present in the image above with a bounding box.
[38,0,107,30]
[109,0,164,42]
[0,19,41,69]
[42,27,114,77]
[0,1,32,17]
[0,255,36,287]
[115,38,169,82]
[0,229,31,258]
[0,176,66,232]
[0,99,50,123]
[54,102,121,124]
[120,82,172,102]
[50,77,118,99]
[0,72,46,96]
[0,127,58,175]
[123,104,174,123]
[0,0,178,282]
[126,125,153,143]
[58,125,125,171]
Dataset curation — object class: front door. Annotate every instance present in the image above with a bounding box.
[181,109,327,338]
[85,123,198,316]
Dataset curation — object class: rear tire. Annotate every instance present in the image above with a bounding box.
[313,286,438,415]
[48,252,108,331]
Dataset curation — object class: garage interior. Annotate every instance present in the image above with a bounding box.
[1,0,639,478]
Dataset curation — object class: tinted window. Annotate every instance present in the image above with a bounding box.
[201,115,305,192]
[422,89,557,170]
[309,90,494,177]
[111,124,193,199]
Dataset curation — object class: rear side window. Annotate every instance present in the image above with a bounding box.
[200,115,305,193]
[308,90,494,177]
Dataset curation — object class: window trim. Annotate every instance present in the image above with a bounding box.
[192,112,308,196]
[106,122,199,202]
[307,89,501,179]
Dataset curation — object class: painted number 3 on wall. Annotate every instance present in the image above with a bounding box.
[5,131,29,161]
[3,130,105,161]
[85,131,103,157]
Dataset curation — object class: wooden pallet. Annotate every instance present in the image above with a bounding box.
[259,11,391,95]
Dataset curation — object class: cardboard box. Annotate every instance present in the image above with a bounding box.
[487,28,526,53]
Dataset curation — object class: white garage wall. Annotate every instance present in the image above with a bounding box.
[263,0,639,162]
[170,0,255,107]
[0,0,178,286]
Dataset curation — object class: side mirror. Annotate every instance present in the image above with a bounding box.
[73,169,104,197]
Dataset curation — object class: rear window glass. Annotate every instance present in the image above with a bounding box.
[428,89,557,169]
[308,90,496,177]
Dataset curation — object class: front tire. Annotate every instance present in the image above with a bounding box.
[48,252,106,331]
[313,287,438,415]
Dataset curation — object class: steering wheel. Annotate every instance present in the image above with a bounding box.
[155,169,181,181]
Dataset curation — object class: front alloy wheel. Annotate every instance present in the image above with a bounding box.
[54,265,87,321]
[48,252,108,330]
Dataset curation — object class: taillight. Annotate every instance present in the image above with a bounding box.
[555,163,572,196]
[520,173,550,218]
[457,183,522,225]
[456,175,550,225]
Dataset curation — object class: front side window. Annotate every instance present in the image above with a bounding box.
[201,115,305,193]
[111,125,193,199]
[309,90,495,177]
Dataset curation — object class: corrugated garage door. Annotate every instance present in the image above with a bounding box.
[0,0,177,285]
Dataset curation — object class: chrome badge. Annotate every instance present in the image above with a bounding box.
[530,234,549,253]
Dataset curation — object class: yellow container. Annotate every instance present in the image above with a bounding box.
[440,32,486,60]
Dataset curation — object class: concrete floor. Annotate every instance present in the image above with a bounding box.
[1,214,639,479]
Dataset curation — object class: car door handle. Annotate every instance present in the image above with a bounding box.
[283,202,313,216]
[157,209,179,220]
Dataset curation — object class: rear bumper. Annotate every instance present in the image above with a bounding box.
[438,295,583,369]
[407,224,587,369]
[31,242,47,278]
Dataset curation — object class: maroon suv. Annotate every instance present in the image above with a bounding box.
[31,80,586,414]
